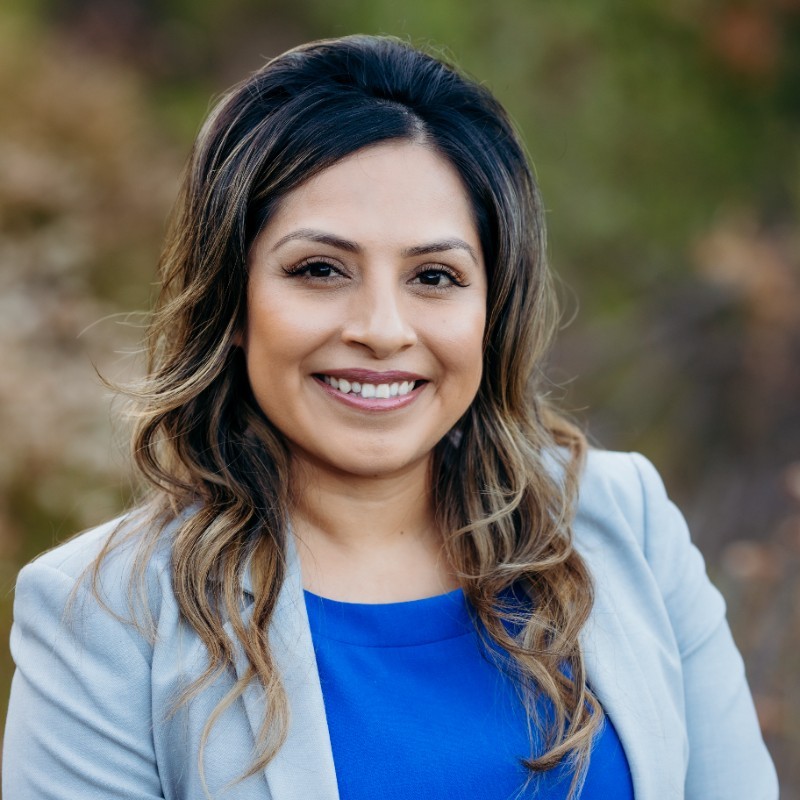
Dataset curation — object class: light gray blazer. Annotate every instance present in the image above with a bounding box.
[3,451,778,799]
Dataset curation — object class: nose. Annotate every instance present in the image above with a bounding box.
[340,278,418,358]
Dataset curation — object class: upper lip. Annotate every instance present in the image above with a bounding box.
[317,368,427,383]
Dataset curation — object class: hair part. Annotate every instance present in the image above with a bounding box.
[88,34,598,799]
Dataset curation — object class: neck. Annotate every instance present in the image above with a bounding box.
[289,455,458,602]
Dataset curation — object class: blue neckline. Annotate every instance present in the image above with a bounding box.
[303,587,475,647]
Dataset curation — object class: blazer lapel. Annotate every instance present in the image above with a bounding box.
[577,528,687,800]
[228,535,339,800]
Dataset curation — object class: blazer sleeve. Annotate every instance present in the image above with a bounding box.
[629,453,779,800]
[3,560,165,800]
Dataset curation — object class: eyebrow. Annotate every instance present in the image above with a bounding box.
[271,228,478,265]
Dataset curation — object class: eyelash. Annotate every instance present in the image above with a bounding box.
[283,258,344,280]
[414,266,468,288]
[283,259,469,288]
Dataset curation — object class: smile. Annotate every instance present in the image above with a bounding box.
[313,371,428,411]
[319,375,422,399]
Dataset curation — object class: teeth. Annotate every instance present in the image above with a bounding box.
[322,376,418,398]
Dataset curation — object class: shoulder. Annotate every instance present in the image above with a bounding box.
[576,448,664,539]
[5,511,189,798]
[572,451,779,797]
[574,448,727,656]
[574,448,682,558]
[14,507,183,640]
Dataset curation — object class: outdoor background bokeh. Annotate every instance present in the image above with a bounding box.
[1,0,798,794]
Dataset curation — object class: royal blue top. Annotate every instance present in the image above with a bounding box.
[305,587,634,800]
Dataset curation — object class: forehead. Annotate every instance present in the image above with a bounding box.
[259,141,481,251]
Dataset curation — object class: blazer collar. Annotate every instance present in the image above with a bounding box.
[576,521,686,800]
[228,533,340,800]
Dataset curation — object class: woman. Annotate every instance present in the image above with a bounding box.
[3,35,777,799]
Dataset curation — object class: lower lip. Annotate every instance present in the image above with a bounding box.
[314,376,426,411]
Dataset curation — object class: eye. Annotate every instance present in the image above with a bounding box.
[413,268,466,288]
[305,262,335,278]
[284,258,345,281]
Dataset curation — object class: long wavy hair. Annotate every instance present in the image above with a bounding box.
[90,34,599,797]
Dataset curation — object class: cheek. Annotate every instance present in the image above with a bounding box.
[242,311,300,401]
[432,305,486,388]
[244,291,327,370]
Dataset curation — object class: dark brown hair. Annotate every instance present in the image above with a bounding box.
[92,34,598,797]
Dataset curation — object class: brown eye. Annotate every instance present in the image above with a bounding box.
[418,270,444,285]
[285,259,344,280]
[415,269,460,287]
[305,261,334,278]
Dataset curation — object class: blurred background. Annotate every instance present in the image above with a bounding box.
[1,0,798,793]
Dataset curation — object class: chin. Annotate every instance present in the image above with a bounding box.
[343,455,428,479]
[298,444,433,481]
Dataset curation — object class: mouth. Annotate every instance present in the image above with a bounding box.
[312,371,428,409]
[316,374,426,399]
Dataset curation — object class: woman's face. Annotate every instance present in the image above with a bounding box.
[243,140,487,480]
